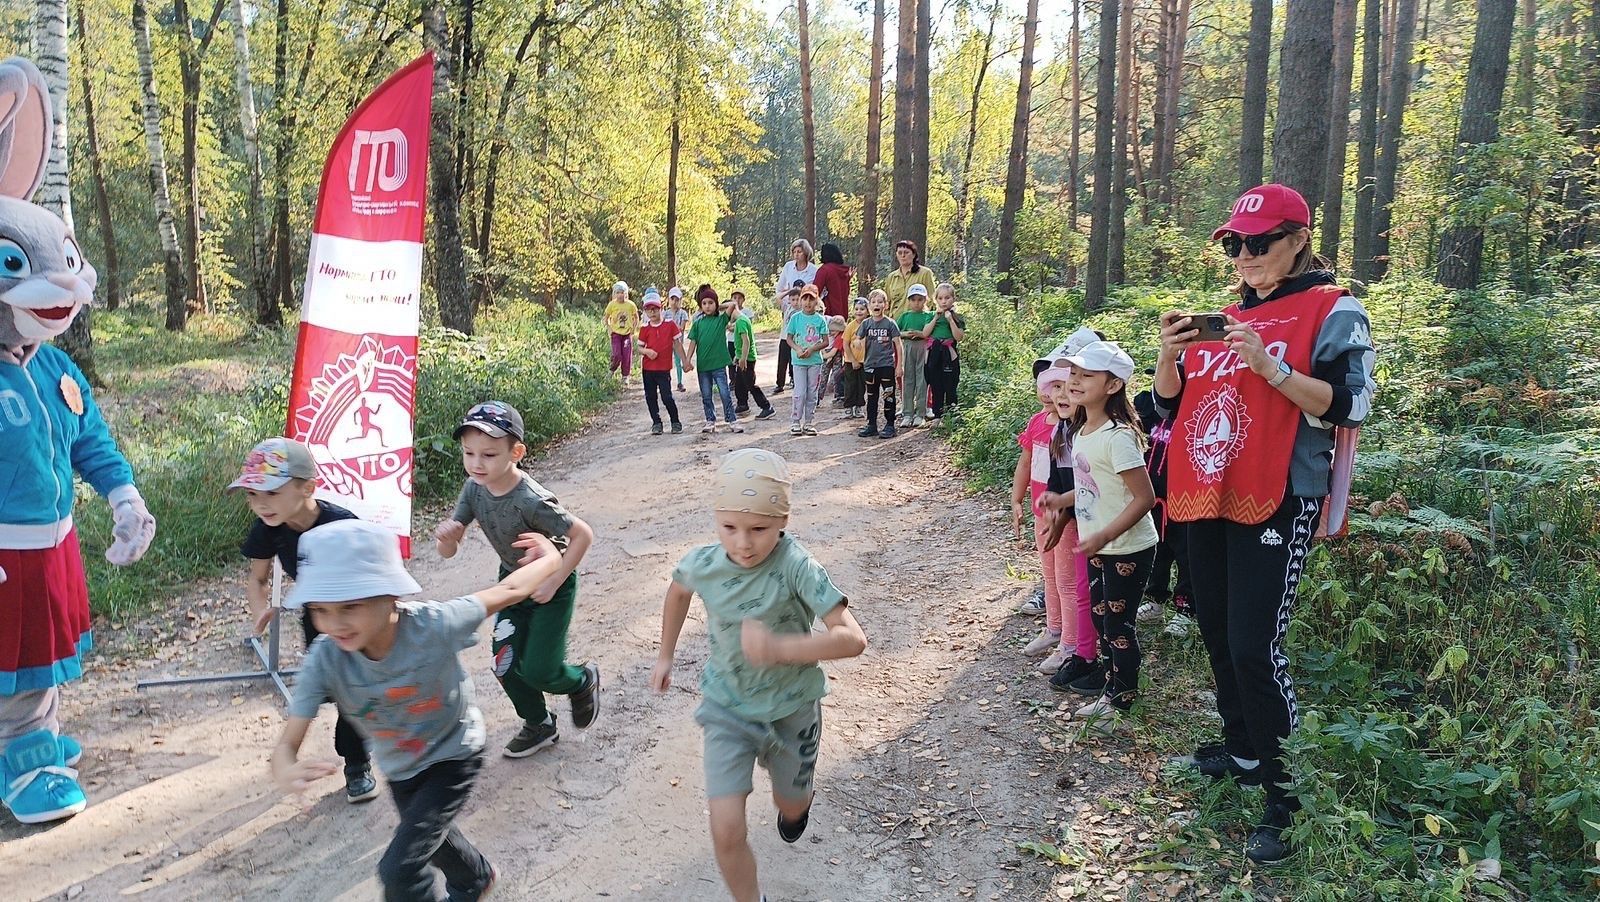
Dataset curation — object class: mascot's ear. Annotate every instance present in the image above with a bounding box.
[0,57,51,201]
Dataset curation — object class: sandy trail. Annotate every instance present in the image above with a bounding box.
[4,338,1165,902]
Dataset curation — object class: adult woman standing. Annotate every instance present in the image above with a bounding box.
[1153,184,1375,866]
[879,240,937,320]
[774,239,819,394]
[814,243,852,319]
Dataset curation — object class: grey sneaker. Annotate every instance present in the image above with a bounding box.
[503,718,559,758]
[570,662,601,728]
[345,767,379,803]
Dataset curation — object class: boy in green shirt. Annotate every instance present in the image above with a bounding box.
[730,291,776,421]
[651,449,868,902]
[895,283,936,428]
[684,287,745,434]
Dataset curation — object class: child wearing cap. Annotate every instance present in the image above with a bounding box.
[1012,368,1082,676]
[895,283,935,428]
[637,291,685,435]
[667,288,690,392]
[784,285,829,436]
[684,286,745,434]
[839,297,869,417]
[729,292,777,422]
[1038,341,1158,734]
[605,282,640,385]
[271,519,564,901]
[650,448,867,902]
[231,437,375,802]
[433,402,602,757]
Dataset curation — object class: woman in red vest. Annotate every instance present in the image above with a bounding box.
[1152,184,1376,866]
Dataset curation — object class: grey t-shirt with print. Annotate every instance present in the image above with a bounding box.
[289,596,488,781]
[856,316,901,369]
[452,472,575,572]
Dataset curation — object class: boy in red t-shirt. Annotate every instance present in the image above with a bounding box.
[637,290,684,434]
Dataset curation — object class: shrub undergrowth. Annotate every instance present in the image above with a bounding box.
[947,278,1600,898]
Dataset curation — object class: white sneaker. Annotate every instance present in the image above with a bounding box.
[1070,696,1123,734]
[912,416,926,428]
[896,416,912,428]
[730,423,745,433]
[1165,613,1196,637]
[1137,602,1164,624]
[1037,648,1068,674]
[701,423,715,433]
[790,424,803,435]
[1022,629,1061,657]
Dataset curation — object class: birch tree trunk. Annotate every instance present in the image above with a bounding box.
[995,0,1038,297]
[133,0,188,331]
[35,0,96,380]
[230,0,273,324]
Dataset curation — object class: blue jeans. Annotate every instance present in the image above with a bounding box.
[698,368,737,423]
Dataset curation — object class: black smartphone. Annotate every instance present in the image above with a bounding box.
[1189,313,1230,342]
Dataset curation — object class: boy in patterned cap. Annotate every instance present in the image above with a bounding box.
[650,448,867,902]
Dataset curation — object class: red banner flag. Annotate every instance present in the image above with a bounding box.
[287,54,432,557]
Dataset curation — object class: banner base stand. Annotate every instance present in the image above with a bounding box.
[136,561,296,704]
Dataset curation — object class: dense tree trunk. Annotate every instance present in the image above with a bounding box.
[950,1,998,278]
[475,21,538,310]
[1320,0,1359,264]
[133,0,187,330]
[1558,0,1599,250]
[1271,0,1335,213]
[995,0,1039,297]
[909,0,931,250]
[424,0,472,333]
[1084,0,1119,311]
[230,0,272,324]
[859,0,885,288]
[798,0,817,240]
[1066,0,1081,285]
[1352,0,1382,284]
[1437,0,1516,289]
[1107,0,1134,285]
[1238,0,1272,192]
[890,0,915,240]
[666,95,681,287]
[171,0,220,316]
[1515,0,1536,112]
[75,6,121,312]
[1369,0,1418,283]
[1153,0,1191,208]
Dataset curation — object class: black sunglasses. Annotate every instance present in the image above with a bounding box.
[1219,232,1292,258]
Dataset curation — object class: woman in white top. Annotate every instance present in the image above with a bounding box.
[773,238,818,394]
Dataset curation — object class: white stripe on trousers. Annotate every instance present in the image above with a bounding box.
[1270,497,1322,735]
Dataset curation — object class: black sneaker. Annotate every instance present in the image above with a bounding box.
[1193,748,1265,785]
[1245,802,1296,865]
[858,423,879,437]
[1048,654,1096,690]
[503,718,558,758]
[879,424,897,438]
[671,422,683,434]
[756,407,776,420]
[345,766,379,803]
[773,385,784,395]
[1056,659,1106,695]
[570,662,601,728]
[651,423,664,435]
[778,805,811,843]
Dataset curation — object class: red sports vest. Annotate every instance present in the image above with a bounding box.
[1167,284,1345,525]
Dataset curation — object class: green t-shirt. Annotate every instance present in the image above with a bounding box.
[896,310,935,338]
[929,310,966,340]
[670,533,847,722]
[688,313,732,371]
[733,315,757,362]
[784,311,828,367]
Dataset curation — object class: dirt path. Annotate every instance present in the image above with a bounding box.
[5,339,1184,902]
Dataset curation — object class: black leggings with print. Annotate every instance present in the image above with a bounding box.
[1088,547,1156,710]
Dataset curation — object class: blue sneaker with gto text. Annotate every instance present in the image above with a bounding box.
[1,729,87,824]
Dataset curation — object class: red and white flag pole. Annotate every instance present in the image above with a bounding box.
[287,54,433,557]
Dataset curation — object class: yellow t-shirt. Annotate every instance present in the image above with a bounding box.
[605,299,639,335]
[842,319,865,364]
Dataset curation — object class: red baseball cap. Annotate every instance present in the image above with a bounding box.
[1211,184,1311,239]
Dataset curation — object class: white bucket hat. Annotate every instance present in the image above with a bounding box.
[285,520,421,608]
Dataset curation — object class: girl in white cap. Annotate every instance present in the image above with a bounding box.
[604,281,639,385]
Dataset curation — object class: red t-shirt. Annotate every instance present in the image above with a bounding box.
[1017,409,1056,507]
[637,321,680,371]
[815,262,853,318]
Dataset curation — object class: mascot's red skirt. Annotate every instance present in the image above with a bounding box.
[0,529,92,694]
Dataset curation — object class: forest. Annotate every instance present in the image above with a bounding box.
[2,0,1599,897]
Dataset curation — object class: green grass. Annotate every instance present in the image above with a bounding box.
[948,278,1600,898]
[74,302,615,620]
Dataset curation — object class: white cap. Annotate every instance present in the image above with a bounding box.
[907,283,929,297]
[642,287,662,306]
[1033,326,1102,376]
[284,520,421,608]
[667,286,684,299]
[612,281,629,294]
[1064,340,1135,381]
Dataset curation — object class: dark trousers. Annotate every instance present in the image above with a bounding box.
[302,613,370,772]
[732,361,770,412]
[1144,506,1194,614]
[1087,546,1156,709]
[775,341,792,390]
[379,754,492,902]
[1186,496,1323,806]
[863,365,897,426]
[842,364,865,407]
[927,342,960,416]
[642,370,679,426]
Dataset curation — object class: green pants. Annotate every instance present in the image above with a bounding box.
[491,571,585,724]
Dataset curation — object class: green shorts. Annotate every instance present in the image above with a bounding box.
[694,697,821,801]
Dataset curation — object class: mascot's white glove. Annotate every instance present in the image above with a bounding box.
[106,485,156,566]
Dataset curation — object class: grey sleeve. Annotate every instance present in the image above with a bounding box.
[287,639,330,719]
[451,481,477,527]
[520,481,576,538]
[1152,357,1187,420]
[1309,295,1377,427]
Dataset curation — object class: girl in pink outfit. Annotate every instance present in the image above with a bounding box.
[1012,367,1081,673]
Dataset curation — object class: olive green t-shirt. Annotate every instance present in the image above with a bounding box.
[452,472,574,572]
[670,533,847,722]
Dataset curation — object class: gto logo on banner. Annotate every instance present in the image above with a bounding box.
[287,54,432,557]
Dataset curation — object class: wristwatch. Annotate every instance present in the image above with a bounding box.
[1268,360,1293,388]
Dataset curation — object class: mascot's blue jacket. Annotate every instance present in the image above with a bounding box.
[0,345,132,548]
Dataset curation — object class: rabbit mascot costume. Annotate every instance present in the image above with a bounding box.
[0,57,155,824]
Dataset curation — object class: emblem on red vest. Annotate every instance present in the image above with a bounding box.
[1185,386,1254,484]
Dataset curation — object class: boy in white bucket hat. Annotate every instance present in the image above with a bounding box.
[269,519,563,901]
